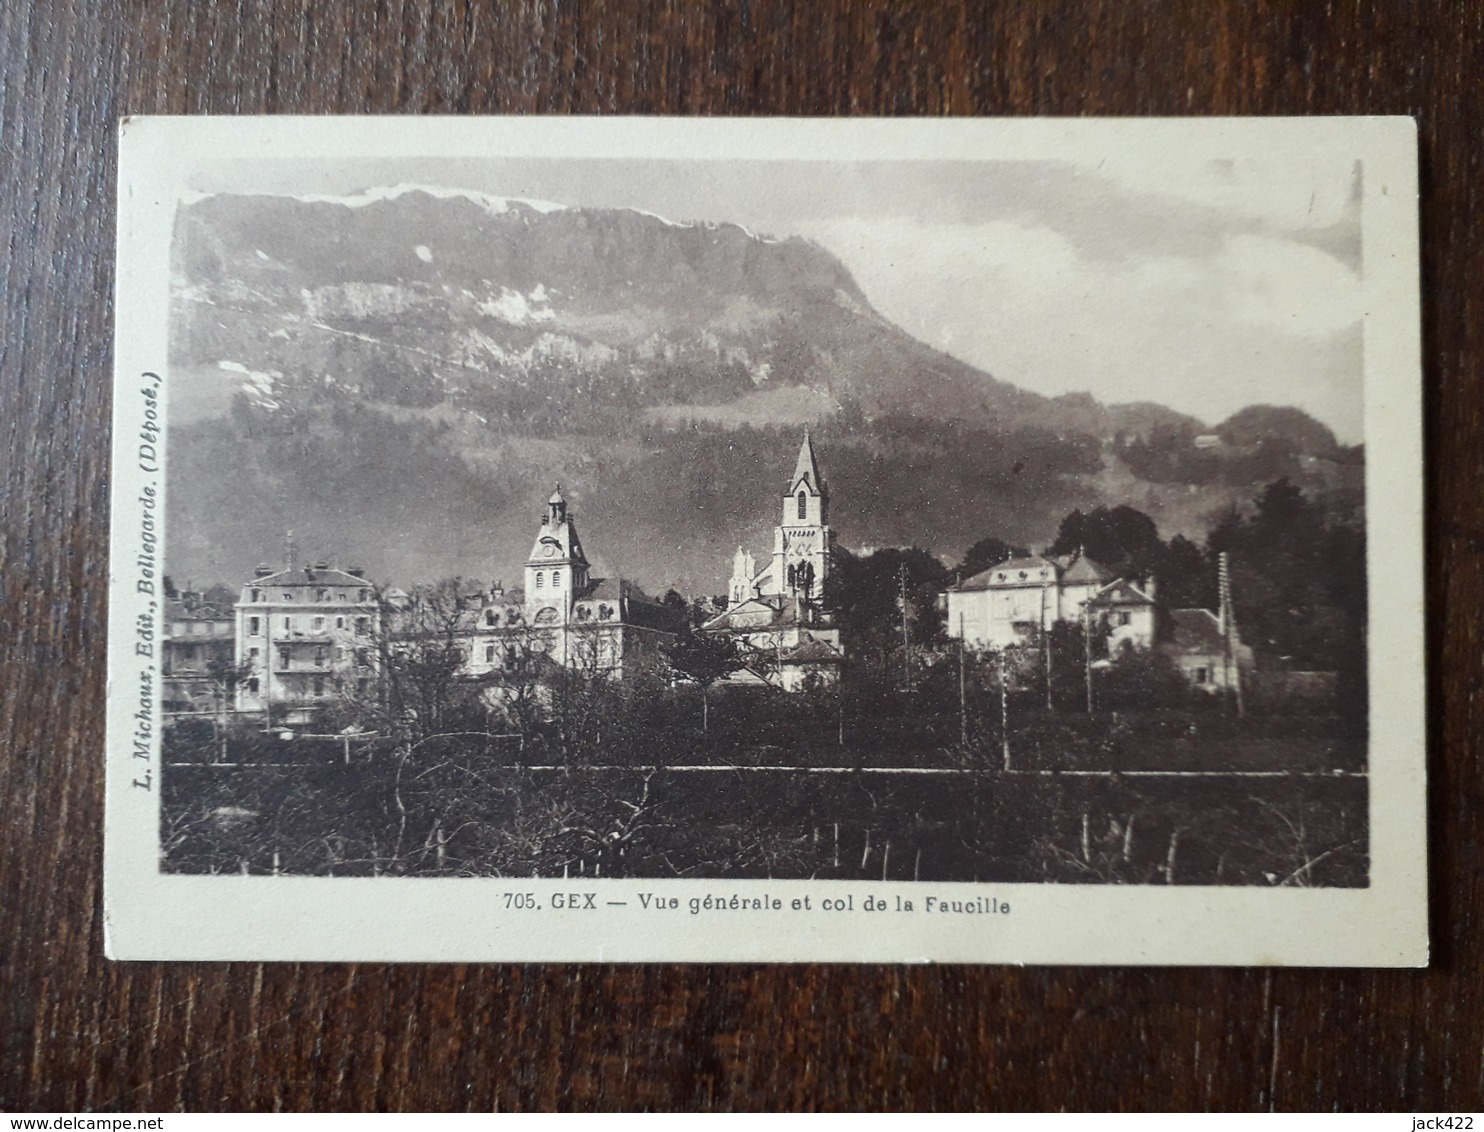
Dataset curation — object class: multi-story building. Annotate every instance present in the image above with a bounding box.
[234,564,379,721]
[456,486,680,681]
[944,552,1156,652]
[161,590,236,719]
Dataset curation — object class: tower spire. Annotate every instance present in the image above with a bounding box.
[790,428,825,495]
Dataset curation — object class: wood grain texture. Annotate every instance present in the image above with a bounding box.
[1,0,1478,1112]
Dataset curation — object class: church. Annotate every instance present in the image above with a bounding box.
[701,432,845,691]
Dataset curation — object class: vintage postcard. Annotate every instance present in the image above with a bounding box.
[107,116,1425,964]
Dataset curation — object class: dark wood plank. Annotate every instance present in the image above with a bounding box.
[1,0,1477,1112]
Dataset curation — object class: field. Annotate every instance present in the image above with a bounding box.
[160,697,1367,886]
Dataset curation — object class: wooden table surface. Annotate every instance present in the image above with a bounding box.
[2,1,1478,1113]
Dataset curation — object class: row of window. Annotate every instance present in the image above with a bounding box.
[246,588,371,603]
[479,602,615,627]
[169,621,232,636]
[246,615,371,636]
[245,644,372,669]
[241,675,367,698]
[533,571,561,589]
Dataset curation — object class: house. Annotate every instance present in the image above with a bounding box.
[161,591,236,718]
[702,432,844,690]
[234,564,380,721]
[1161,608,1254,692]
[944,550,1156,652]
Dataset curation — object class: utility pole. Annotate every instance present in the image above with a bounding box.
[1083,604,1094,714]
[958,612,968,747]
[999,648,1011,771]
[1042,585,1054,712]
[898,562,911,691]
[1219,551,1246,719]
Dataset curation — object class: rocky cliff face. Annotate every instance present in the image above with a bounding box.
[166,187,1358,593]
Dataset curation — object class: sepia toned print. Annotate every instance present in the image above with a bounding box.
[108,117,1425,963]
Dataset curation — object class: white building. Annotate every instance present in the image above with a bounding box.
[234,564,379,720]
[455,486,679,681]
[944,551,1156,652]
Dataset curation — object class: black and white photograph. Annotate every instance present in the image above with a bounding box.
[107,117,1425,963]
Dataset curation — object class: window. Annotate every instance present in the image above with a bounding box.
[355,617,369,636]
[1118,611,1132,626]
[354,648,370,667]
[278,646,291,669]
[358,589,369,602]
[250,589,261,602]
[249,647,260,661]
[338,592,346,602]
[552,570,561,587]
[248,616,261,636]
[315,588,328,602]
[485,645,496,663]
[797,491,807,520]
[598,603,613,621]
[247,677,259,694]
[283,592,293,601]
[335,616,345,629]
[314,647,327,668]
[313,676,325,696]
[535,572,544,589]
[1194,666,1210,685]
[312,616,325,631]
[577,606,590,621]
[282,617,291,632]
[484,609,497,626]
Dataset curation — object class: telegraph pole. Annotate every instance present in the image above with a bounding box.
[958,613,968,747]
[1084,605,1095,714]
[899,562,911,691]
[1219,551,1246,719]
[999,648,1011,770]
[1042,584,1054,712]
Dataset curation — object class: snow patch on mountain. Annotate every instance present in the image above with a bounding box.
[218,360,281,409]
[478,285,556,325]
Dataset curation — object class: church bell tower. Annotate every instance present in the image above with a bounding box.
[770,430,832,601]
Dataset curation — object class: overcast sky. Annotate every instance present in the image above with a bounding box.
[195,152,1365,442]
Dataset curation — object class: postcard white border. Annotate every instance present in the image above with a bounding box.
[106,116,1425,965]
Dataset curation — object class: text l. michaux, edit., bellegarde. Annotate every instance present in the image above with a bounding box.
[130,371,164,791]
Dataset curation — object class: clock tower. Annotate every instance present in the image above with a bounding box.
[524,485,590,624]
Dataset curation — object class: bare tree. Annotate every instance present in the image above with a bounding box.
[662,628,746,732]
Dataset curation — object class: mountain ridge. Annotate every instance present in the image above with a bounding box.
[166,189,1360,593]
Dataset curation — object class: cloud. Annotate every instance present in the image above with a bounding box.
[802,214,1364,442]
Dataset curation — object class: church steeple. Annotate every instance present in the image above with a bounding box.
[770,431,832,601]
[785,429,828,527]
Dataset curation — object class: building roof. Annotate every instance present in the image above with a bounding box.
[953,556,1060,591]
[1087,580,1155,607]
[574,577,626,602]
[1165,608,1225,653]
[788,429,826,495]
[1059,553,1115,585]
[166,598,233,622]
[246,567,371,587]
[781,638,844,664]
[952,550,1116,592]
